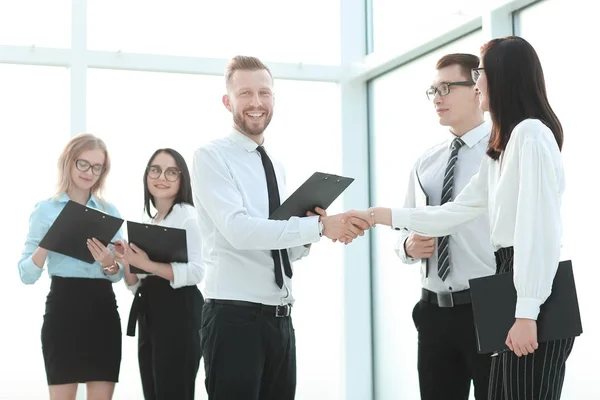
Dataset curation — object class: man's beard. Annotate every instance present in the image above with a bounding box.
[233,107,273,136]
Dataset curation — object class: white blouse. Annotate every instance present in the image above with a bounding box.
[126,203,205,294]
[391,119,564,320]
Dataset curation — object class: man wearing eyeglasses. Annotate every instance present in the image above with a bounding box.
[396,53,495,400]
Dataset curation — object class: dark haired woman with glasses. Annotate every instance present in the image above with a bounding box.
[18,133,124,400]
[347,36,572,399]
[114,148,205,400]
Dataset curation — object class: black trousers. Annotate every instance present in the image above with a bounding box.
[487,247,575,400]
[487,337,575,400]
[133,277,204,400]
[201,301,296,400]
[413,300,492,400]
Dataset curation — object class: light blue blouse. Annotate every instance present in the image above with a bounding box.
[18,193,124,284]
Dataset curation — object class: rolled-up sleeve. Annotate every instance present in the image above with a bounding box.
[171,214,205,289]
[18,202,49,284]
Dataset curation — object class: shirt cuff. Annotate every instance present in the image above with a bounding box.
[391,208,410,231]
[105,263,124,283]
[19,257,44,284]
[515,297,542,320]
[125,278,141,294]
[298,215,321,244]
[170,262,186,289]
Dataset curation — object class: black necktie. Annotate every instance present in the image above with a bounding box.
[256,145,293,288]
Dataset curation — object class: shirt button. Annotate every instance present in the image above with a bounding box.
[449,287,453,291]
[394,227,400,231]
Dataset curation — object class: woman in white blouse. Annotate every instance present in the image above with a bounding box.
[114,148,205,400]
[350,36,573,399]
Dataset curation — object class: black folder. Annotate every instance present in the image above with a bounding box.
[39,200,124,264]
[269,172,354,220]
[127,221,188,274]
[469,260,582,354]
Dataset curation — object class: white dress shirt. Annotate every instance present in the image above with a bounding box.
[395,121,496,293]
[391,119,564,320]
[126,203,205,294]
[192,130,320,306]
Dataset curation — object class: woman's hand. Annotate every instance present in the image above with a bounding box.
[112,239,129,267]
[506,318,538,357]
[88,238,118,275]
[123,242,151,273]
[87,238,112,264]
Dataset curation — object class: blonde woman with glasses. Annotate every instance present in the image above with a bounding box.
[18,133,123,400]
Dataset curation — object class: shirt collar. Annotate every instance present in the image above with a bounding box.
[228,129,262,152]
[449,120,491,149]
[56,192,101,208]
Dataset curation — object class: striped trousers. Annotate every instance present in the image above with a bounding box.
[489,247,575,400]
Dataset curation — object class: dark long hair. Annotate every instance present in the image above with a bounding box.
[143,148,194,220]
[482,36,563,160]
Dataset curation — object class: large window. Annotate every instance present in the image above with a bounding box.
[371,0,482,54]
[368,31,483,400]
[515,0,596,398]
[1,65,70,400]
[0,0,71,47]
[88,72,344,399]
[87,0,341,65]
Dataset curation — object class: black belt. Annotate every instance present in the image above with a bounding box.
[421,288,471,308]
[126,287,146,337]
[205,298,292,318]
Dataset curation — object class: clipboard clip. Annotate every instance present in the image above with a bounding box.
[323,176,341,183]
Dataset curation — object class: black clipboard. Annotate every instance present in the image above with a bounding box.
[469,260,583,354]
[39,200,124,264]
[269,172,354,220]
[127,221,188,274]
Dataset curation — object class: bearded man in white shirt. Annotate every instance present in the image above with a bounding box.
[192,55,368,400]
[395,53,496,400]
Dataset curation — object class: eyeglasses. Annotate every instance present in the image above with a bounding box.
[146,165,181,182]
[75,159,105,176]
[426,81,474,100]
[471,67,484,83]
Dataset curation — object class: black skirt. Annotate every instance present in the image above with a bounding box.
[42,276,122,385]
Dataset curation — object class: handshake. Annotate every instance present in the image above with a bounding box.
[307,207,376,245]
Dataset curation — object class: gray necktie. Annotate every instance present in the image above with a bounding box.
[437,137,465,281]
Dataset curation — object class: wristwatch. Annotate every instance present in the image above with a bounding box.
[102,260,117,273]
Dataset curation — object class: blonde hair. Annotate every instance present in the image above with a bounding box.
[56,133,111,199]
[225,55,273,88]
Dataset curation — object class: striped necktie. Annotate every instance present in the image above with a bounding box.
[437,137,465,281]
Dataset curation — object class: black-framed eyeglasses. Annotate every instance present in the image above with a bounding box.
[471,67,484,83]
[75,159,105,176]
[146,165,181,182]
[426,81,474,100]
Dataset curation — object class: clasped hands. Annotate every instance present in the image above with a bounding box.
[307,207,376,245]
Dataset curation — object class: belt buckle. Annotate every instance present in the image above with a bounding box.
[275,304,291,318]
[437,292,454,308]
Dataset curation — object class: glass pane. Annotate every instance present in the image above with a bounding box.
[0,65,69,399]
[368,31,483,399]
[516,1,596,398]
[88,70,343,399]
[0,0,70,47]
[371,0,484,54]
[87,0,340,65]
